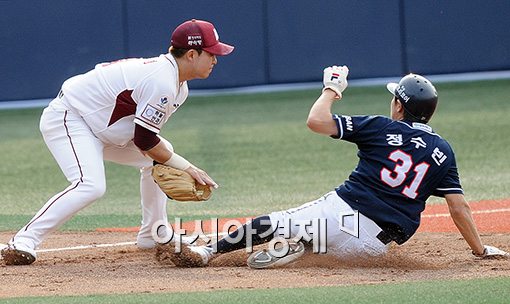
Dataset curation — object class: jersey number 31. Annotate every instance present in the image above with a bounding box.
[380,150,430,199]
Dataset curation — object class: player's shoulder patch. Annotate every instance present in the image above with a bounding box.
[141,104,166,125]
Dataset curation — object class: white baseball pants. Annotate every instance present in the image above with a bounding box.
[269,191,389,257]
[10,98,171,251]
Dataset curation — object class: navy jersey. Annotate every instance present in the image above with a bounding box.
[332,115,463,244]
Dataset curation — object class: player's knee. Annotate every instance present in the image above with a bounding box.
[81,179,107,200]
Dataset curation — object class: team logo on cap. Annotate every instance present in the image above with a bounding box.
[396,85,410,103]
[187,35,202,46]
[213,28,219,41]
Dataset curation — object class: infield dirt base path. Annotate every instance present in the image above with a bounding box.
[1,199,509,298]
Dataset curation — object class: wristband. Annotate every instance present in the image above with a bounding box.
[164,153,191,170]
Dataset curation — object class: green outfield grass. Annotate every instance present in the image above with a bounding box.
[1,79,509,231]
[1,277,509,304]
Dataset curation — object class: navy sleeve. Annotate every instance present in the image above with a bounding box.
[432,158,464,197]
[331,114,390,144]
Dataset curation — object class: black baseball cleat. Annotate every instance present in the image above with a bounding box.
[1,245,37,266]
[247,240,305,269]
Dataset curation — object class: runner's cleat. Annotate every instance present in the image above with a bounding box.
[247,240,305,269]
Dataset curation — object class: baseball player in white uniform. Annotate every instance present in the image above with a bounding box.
[1,19,234,265]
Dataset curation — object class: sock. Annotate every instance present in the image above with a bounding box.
[211,215,274,253]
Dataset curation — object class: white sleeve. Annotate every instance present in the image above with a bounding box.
[132,78,174,134]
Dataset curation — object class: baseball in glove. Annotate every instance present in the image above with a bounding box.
[152,164,212,202]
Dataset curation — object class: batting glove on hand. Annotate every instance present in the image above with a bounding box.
[323,65,349,99]
[473,245,509,259]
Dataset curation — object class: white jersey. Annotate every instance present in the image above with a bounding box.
[59,54,188,146]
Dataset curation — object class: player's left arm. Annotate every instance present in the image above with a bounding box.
[307,66,349,136]
[307,89,339,136]
[142,137,218,188]
[445,193,508,258]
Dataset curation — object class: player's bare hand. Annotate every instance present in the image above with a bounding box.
[473,245,509,259]
[322,65,349,99]
[185,166,219,189]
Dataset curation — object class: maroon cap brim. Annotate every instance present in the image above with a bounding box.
[203,42,235,56]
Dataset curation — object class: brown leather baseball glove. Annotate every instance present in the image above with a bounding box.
[152,164,212,202]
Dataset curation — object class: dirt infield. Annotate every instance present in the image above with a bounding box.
[1,199,509,298]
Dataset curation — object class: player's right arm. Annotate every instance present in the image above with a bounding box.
[445,193,508,258]
[445,193,485,255]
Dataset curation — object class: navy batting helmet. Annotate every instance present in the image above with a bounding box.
[386,74,438,123]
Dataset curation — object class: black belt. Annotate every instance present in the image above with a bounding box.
[376,231,392,245]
